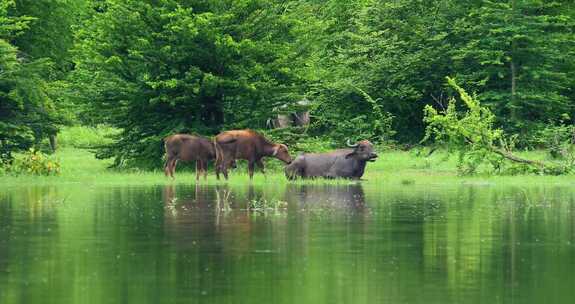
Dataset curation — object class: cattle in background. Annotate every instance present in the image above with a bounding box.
[214,129,293,180]
[163,134,216,180]
[285,140,378,180]
[267,99,311,129]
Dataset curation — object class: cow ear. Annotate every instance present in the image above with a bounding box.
[272,146,279,156]
[345,152,356,159]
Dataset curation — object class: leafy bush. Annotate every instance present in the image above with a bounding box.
[309,87,396,145]
[4,149,61,176]
[423,77,567,175]
[531,123,575,160]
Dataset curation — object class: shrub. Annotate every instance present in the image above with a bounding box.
[531,123,575,160]
[423,77,568,175]
[4,149,61,176]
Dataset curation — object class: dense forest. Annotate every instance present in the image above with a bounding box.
[1,0,574,168]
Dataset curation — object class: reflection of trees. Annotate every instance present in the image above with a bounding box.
[2,185,575,303]
[0,186,61,302]
[415,186,575,303]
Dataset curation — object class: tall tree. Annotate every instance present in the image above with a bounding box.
[72,0,306,167]
[306,0,575,144]
[451,0,575,139]
[9,0,91,75]
[306,0,459,142]
[0,1,58,161]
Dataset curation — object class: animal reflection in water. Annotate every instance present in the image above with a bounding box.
[162,184,264,212]
[163,183,368,214]
[162,184,259,253]
[162,184,368,252]
[284,183,368,211]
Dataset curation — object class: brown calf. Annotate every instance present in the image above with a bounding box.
[214,129,292,180]
[164,134,215,180]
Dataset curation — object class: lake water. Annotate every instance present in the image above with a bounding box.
[1,183,574,303]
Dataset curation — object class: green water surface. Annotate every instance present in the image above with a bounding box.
[1,183,574,303]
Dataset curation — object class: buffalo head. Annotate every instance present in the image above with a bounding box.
[345,140,378,162]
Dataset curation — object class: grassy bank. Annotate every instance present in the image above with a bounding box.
[1,147,575,187]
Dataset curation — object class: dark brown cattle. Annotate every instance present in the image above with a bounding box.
[214,129,292,180]
[164,134,215,180]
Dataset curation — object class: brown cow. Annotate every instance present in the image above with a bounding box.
[164,134,215,180]
[214,129,292,180]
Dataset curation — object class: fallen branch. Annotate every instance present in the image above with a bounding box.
[423,77,570,175]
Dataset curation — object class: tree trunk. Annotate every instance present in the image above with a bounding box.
[491,146,546,168]
[510,0,518,120]
[468,138,549,169]
[203,95,224,127]
[49,134,58,152]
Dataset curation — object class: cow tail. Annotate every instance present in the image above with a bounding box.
[162,136,170,162]
[214,138,222,169]
[214,135,237,171]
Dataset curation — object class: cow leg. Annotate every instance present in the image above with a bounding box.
[223,159,233,180]
[170,159,178,178]
[256,159,265,174]
[165,155,177,178]
[164,156,173,177]
[202,161,208,180]
[248,160,255,180]
[195,160,200,181]
[198,160,206,180]
[218,158,229,180]
[215,158,223,180]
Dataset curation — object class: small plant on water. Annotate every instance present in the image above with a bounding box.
[248,198,288,211]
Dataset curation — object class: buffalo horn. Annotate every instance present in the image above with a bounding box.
[346,139,358,148]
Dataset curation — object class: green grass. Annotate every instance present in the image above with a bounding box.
[57,125,120,149]
[2,146,575,187]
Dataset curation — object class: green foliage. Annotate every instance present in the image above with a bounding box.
[58,125,120,149]
[423,77,570,175]
[423,77,506,174]
[350,88,395,143]
[451,0,575,137]
[9,0,91,74]
[305,0,457,143]
[0,2,60,160]
[263,127,335,153]
[71,0,307,168]
[0,0,34,38]
[302,0,575,144]
[531,122,575,160]
[3,0,575,170]
[3,148,61,176]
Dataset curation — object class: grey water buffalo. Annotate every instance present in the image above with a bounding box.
[214,129,293,180]
[163,134,216,180]
[284,140,377,180]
